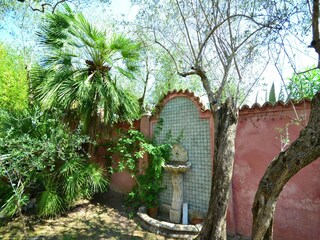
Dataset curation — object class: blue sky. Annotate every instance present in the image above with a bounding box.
[0,1,317,104]
[0,0,138,47]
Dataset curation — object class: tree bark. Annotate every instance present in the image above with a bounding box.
[198,97,238,240]
[252,92,320,240]
[311,0,320,67]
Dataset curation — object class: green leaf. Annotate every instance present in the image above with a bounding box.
[268,82,276,104]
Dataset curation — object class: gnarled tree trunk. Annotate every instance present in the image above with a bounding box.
[198,99,238,240]
[252,92,320,240]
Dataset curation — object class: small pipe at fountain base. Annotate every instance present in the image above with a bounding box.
[182,203,188,225]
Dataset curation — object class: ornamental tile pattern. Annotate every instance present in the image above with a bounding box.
[155,96,212,213]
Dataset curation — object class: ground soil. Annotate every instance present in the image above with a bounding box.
[0,191,174,240]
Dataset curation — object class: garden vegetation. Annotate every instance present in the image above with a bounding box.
[0,108,108,218]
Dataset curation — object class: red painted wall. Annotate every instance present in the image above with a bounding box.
[230,104,319,239]
[108,119,148,194]
[108,91,319,239]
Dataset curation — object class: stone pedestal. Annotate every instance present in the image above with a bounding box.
[162,144,191,224]
[170,173,183,223]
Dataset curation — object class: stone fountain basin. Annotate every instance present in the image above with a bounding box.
[137,206,201,239]
[162,161,191,173]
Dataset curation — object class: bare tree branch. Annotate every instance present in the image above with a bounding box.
[196,13,281,63]
[269,46,301,123]
[178,70,198,77]
[216,60,232,101]
[175,0,197,61]
[307,0,313,15]
[29,0,67,13]
[226,2,242,103]
[234,26,265,52]
[51,0,67,13]
[139,56,151,108]
[239,56,271,106]
[153,31,180,74]
[297,67,318,74]
[312,0,319,43]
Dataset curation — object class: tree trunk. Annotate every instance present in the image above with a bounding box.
[252,92,320,240]
[87,111,109,163]
[198,99,238,240]
[311,0,320,67]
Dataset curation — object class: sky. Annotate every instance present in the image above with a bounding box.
[0,0,138,43]
[257,42,317,103]
[0,0,318,105]
[105,0,317,103]
[108,0,139,20]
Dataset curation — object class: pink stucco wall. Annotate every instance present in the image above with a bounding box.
[108,91,319,239]
[230,103,320,239]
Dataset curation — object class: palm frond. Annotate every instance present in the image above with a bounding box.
[109,35,141,59]
[37,11,70,49]
[116,88,140,121]
[115,66,136,80]
[59,157,85,178]
[37,175,64,217]
[63,173,84,202]
[31,4,141,139]
[109,34,141,72]
[78,163,108,198]
[0,185,29,217]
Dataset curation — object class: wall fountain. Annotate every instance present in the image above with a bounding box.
[137,144,200,239]
[162,144,191,223]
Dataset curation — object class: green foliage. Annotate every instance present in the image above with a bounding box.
[0,108,108,218]
[109,129,172,176]
[268,82,276,104]
[255,82,285,104]
[37,176,64,217]
[108,128,174,208]
[0,0,20,17]
[30,4,141,140]
[287,68,320,100]
[0,44,28,111]
[278,85,286,102]
[135,148,167,208]
[0,180,29,218]
[150,53,203,105]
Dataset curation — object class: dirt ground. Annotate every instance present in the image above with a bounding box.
[0,191,174,240]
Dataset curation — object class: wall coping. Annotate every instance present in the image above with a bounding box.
[153,90,211,119]
[240,99,311,115]
[153,90,311,117]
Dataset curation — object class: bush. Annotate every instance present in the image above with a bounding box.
[0,44,28,111]
[287,67,320,100]
[108,128,173,209]
[0,108,108,217]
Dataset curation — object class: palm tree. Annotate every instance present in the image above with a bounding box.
[31,5,141,150]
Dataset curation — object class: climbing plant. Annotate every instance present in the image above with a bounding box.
[108,126,178,209]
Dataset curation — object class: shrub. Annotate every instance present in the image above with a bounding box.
[287,67,320,100]
[0,108,108,217]
[108,128,173,209]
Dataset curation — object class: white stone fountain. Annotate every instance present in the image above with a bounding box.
[162,144,191,223]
